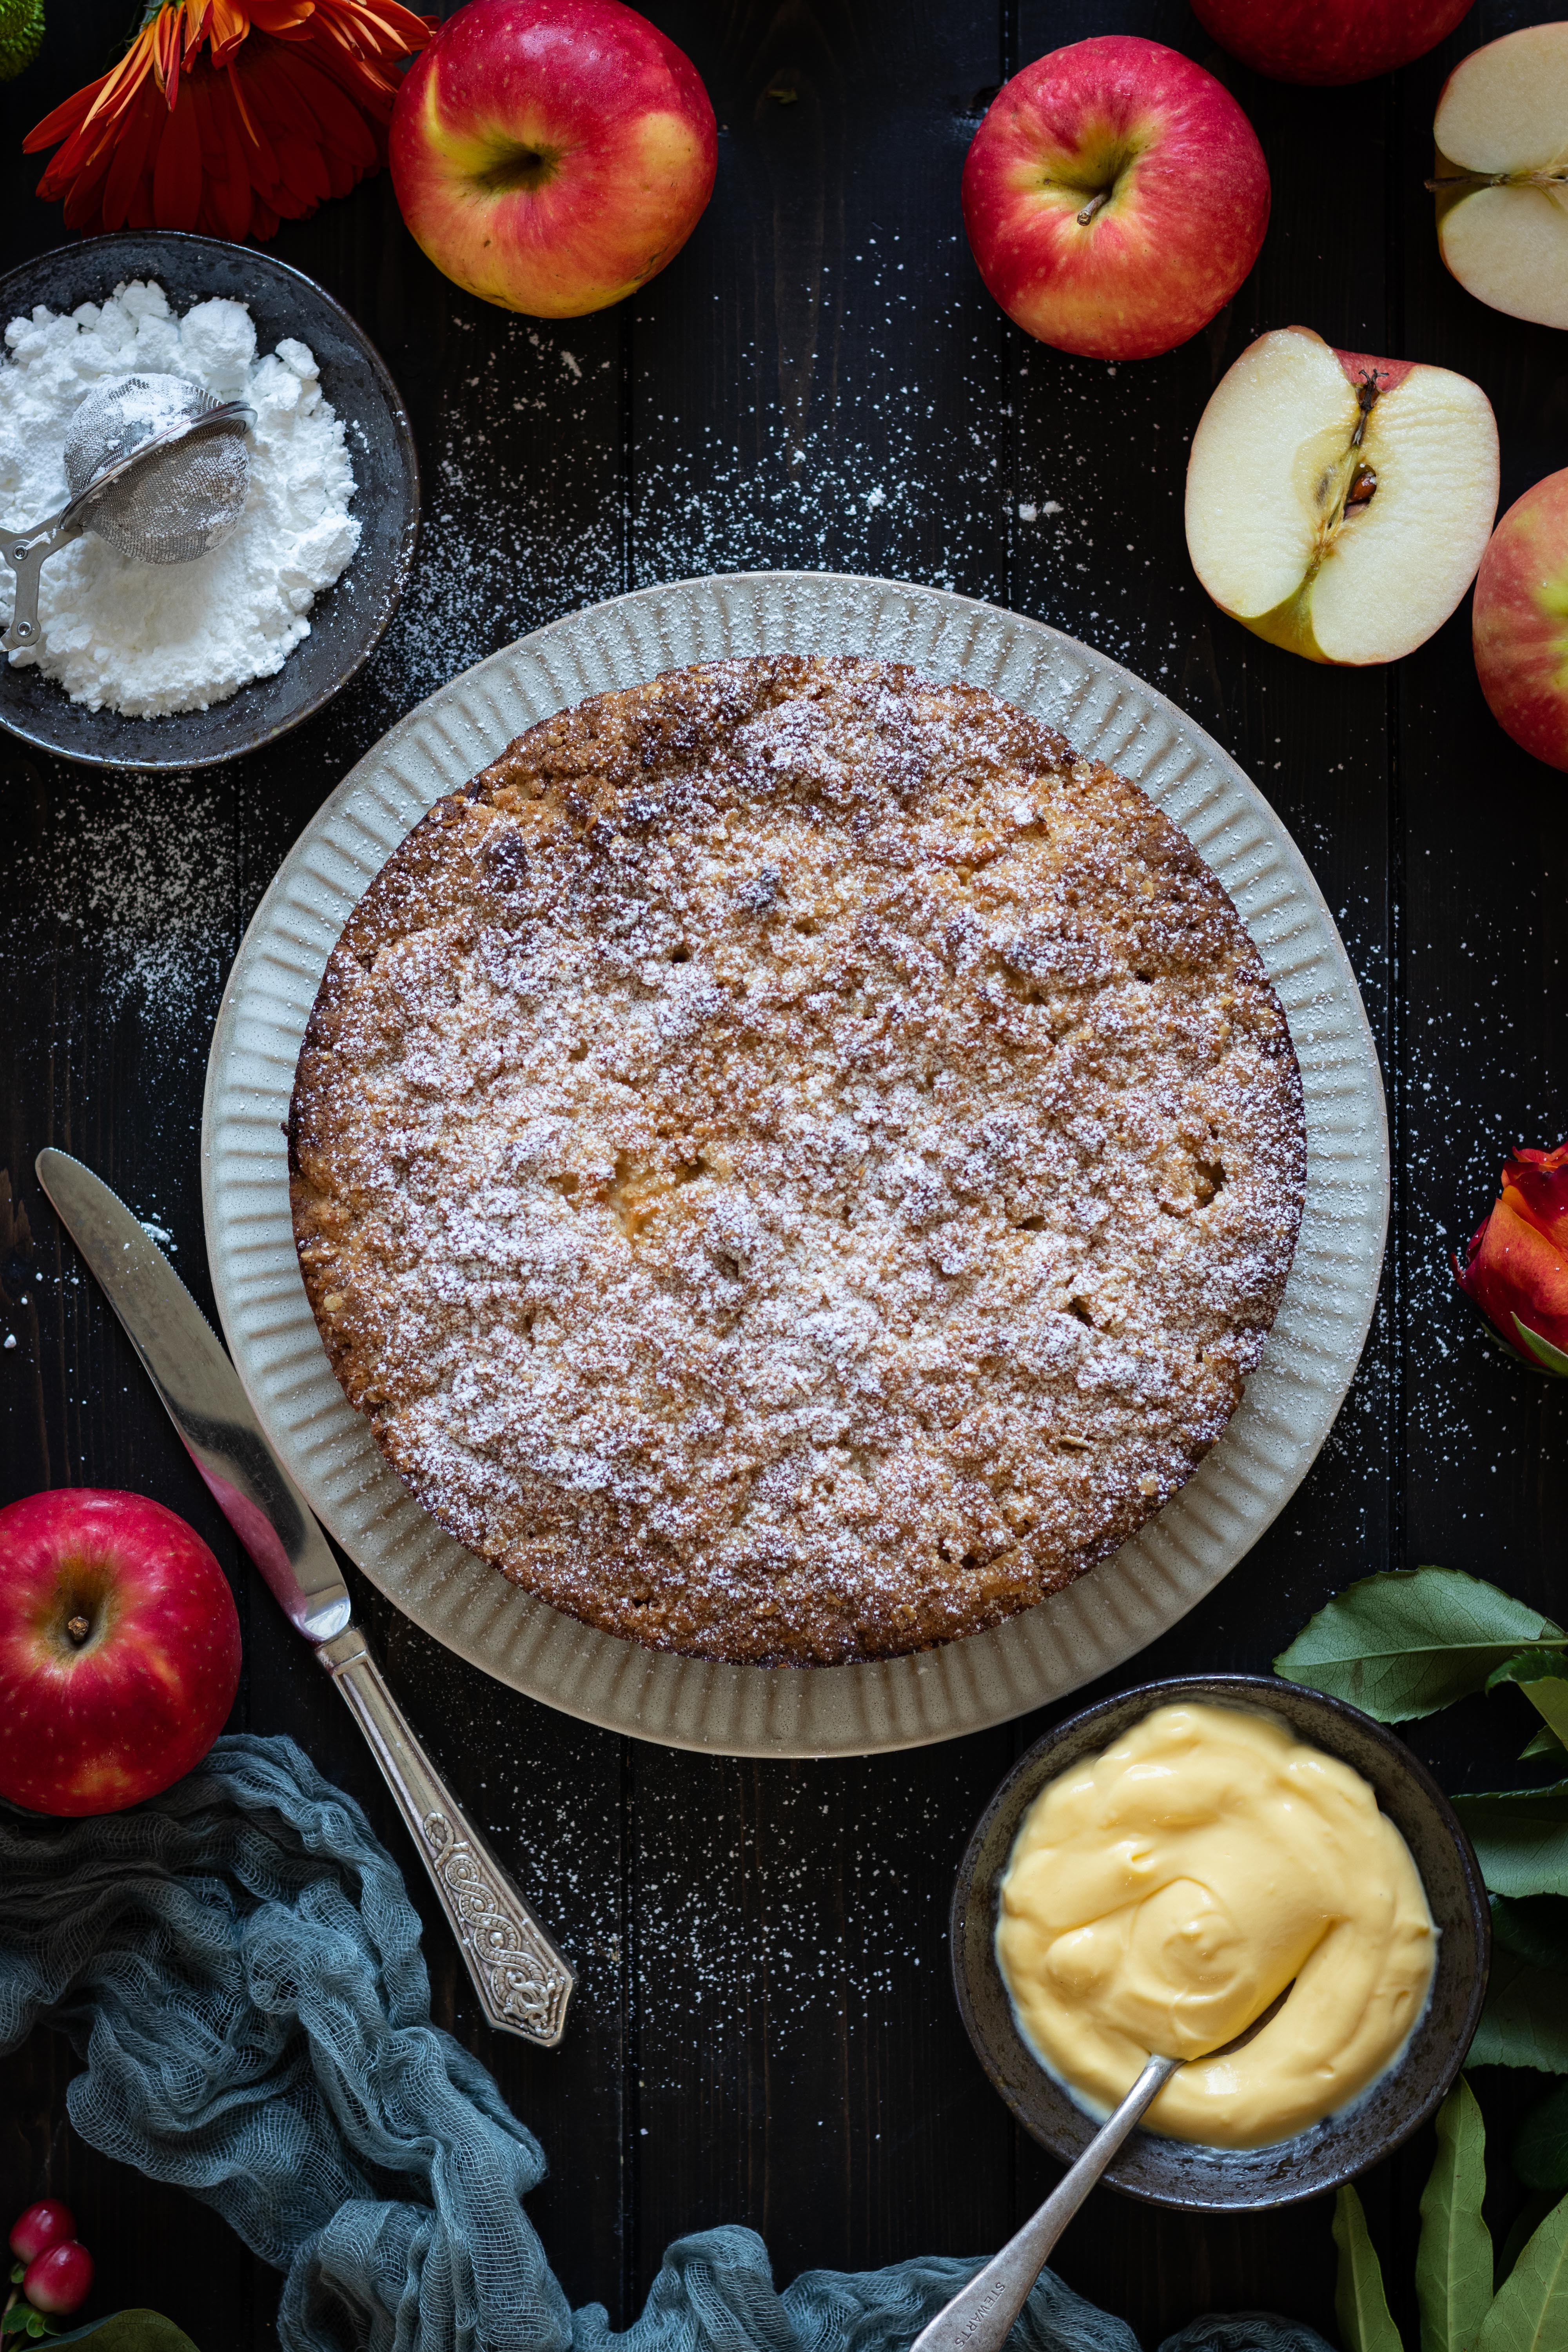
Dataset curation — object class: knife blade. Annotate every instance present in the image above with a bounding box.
[35,1147,350,1644]
[33,1146,575,2047]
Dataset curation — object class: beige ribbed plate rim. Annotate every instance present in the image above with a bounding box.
[202,571,1388,1758]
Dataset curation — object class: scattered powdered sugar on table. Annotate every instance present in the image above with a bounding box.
[0,279,360,718]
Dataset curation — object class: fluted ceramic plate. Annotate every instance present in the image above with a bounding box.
[202,572,1388,1757]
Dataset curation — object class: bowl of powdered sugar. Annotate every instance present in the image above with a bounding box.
[0,232,418,770]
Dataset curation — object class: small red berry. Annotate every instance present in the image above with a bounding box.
[23,2239,93,2316]
[7,2202,75,2264]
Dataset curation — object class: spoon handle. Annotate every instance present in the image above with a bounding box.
[909,2055,1180,2352]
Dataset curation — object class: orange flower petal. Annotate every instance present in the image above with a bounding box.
[24,81,104,155]
[1501,1142,1568,1254]
[270,43,378,166]
[1457,1191,1568,1358]
[100,81,166,230]
[151,84,203,228]
[247,0,318,27]
[27,0,430,238]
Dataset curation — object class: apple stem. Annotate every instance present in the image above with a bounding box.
[1349,370,1384,451]
[1074,191,1111,227]
[65,1614,90,1647]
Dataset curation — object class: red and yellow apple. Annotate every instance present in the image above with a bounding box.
[1473,471,1568,770]
[1191,0,1474,87]
[1432,26,1568,332]
[0,1489,241,1816]
[960,36,1270,363]
[389,0,717,318]
[1185,325,1498,665]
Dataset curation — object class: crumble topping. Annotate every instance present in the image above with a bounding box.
[290,656,1305,1664]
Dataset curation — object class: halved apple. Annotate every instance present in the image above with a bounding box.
[1185,325,1498,666]
[1432,25,1568,331]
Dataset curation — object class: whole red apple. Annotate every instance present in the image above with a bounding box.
[961,37,1270,363]
[1191,0,1473,86]
[1473,471,1568,771]
[390,0,717,318]
[0,1490,241,1817]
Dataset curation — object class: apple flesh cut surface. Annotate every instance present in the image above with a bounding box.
[1433,25,1568,332]
[961,36,1269,362]
[390,0,716,319]
[0,1489,241,1816]
[1473,470,1568,771]
[1191,0,1474,87]
[1185,326,1498,666]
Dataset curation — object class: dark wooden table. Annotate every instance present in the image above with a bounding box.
[3,1,1566,2344]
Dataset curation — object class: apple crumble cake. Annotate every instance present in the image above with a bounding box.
[289,655,1306,1666]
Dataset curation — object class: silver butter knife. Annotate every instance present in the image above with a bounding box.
[34,1147,574,2049]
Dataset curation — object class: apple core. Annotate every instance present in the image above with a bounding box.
[478,141,564,194]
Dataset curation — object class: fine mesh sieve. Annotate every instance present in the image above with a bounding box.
[2,371,255,652]
[63,373,253,565]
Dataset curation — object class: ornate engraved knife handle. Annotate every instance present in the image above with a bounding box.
[316,1624,574,2047]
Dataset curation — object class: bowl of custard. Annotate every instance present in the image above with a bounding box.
[951,1674,1489,2209]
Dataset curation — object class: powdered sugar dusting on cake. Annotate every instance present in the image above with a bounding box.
[290,657,1305,1665]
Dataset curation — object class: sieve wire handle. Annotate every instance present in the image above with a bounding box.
[2,503,81,653]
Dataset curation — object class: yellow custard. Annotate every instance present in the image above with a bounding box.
[995,1702,1437,2149]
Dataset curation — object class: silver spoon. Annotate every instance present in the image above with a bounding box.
[909,2055,1179,2352]
[913,1993,1292,2352]
[2,372,255,655]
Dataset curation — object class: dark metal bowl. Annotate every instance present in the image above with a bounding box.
[951,1674,1489,2211]
[0,231,419,770]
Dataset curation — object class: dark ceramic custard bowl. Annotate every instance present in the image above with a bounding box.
[951,1674,1489,2212]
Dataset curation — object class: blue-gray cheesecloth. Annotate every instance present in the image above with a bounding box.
[0,1735,1333,2352]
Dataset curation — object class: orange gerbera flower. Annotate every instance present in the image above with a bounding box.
[25,0,436,243]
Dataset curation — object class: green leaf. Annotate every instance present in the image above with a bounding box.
[1469,1950,1568,2072]
[1521,1726,1567,1762]
[1452,1785,1568,1899]
[1336,2181,1406,2352]
[1501,2196,1559,2288]
[1477,2190,1568,2352]
[1417,2077,1493,2352]
[1492,1896,1568,1977]
[1516,2083,1568,2193]
[1488,1654,1568,1753]
[1490,1651,1568,1692]
[1524,1689,1568,1753]
[44,2318,201,2352]
[1276,1568,1563,1722]
[1514,1319,1568,1379]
